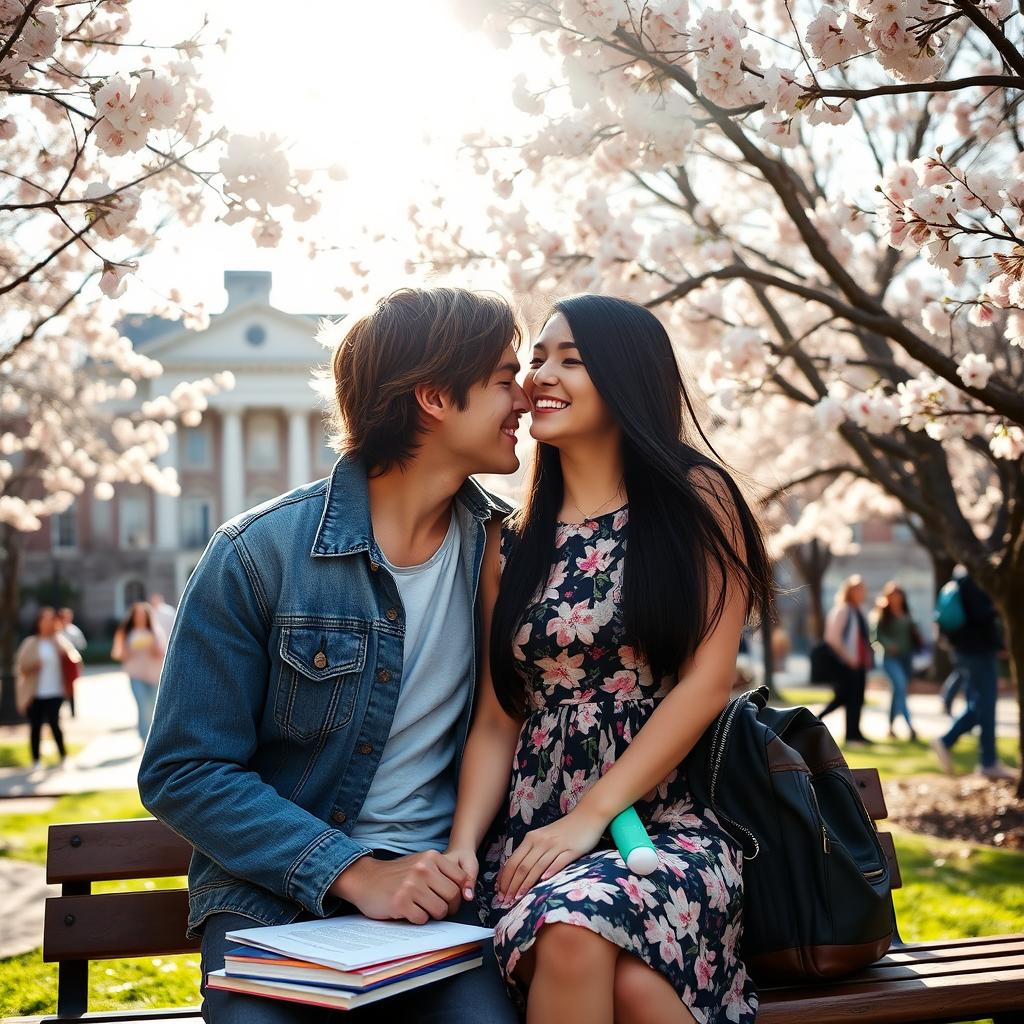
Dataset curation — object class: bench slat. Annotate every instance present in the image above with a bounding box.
[877,831,902,889]
[891,932,1024,954]
[47,821,193,884]
[5,1012,200,1024]
[850,768,887,821]
[884,937,1024,963]
[759,964,1024,1023]
[43,890,200,962]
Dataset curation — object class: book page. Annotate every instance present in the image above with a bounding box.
[227,917,494,971]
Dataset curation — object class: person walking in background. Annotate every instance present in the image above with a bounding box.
[15,607,81,770]
[58,607,87,717]
[58,608,87,651]
[871,582,920,743]
[819,574,874,745]
[148,592,176,642]
[931,568,1015,781]
[112,602,166,745]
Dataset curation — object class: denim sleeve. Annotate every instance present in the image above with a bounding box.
[138,529,370,916]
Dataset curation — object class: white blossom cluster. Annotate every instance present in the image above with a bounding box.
[0,2,326,532]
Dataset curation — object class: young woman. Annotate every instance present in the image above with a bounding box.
[15,606,81,769]
[447,295,774,1024]
[111,602,165,743]
[819,575,874,746]
[871,582,920,742]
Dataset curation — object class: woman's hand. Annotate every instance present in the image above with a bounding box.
[496,807,607,906]
[444,846,479,903]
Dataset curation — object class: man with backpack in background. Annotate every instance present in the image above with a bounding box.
[931,565,1015,781]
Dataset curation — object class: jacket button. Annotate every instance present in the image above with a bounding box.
[385,608,399,622]
[332,811,347,824]
[358,742,374,755]
[313,651,328,670]
[376,669,391,684]
[369,561,379,572]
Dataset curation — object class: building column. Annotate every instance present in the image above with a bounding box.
[288,410,311,490]
[221,408,245,519]
[155,427,180,550]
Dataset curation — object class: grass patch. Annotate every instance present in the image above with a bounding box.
[843,735,1019,782]
[891,827,1024,941]
[1,950,201,1018]
[0,741,81,769]
[0,789,150,865]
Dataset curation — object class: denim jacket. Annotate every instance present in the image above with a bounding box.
[138,456,510,936]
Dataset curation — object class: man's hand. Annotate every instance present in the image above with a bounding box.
[330,850,465,924]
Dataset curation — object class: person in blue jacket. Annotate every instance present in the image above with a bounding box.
[931,566,1014,781]
[139,287,528,1023]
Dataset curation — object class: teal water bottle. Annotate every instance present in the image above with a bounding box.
[610,805,659,875]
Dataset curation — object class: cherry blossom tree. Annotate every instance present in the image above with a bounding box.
[0,1,324,718]
[422,0,1024,791]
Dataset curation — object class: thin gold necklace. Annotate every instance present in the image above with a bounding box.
[568,484,626,522]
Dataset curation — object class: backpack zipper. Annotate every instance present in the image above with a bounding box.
[807,780,831,854]
[707,693,761,860]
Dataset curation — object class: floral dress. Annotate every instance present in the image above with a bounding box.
[477,507,758,1023]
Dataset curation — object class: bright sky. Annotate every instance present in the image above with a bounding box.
[129,1,532,316]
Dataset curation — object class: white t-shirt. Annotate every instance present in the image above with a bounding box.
[35,639,65,699]
[350,513,472,855]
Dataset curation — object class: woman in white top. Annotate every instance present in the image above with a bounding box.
[818,574,874,745]
[112,602,166,744]
[15,607,81,769]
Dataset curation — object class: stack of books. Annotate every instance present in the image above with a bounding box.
[206,916,495,1011]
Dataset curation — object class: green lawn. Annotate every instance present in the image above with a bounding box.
[845,735,1020,780]
[0,740,81,769]
[3,775,1022,1017]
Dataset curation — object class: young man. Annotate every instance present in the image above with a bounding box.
[139,287,528,1023]
[931,566,1014,781]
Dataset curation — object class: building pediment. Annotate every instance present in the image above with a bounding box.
[142,302,335,368]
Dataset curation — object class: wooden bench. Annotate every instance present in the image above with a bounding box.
[7,768,1024,1023]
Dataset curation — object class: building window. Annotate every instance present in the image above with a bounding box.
[52,505,77,552]
[182,425,212,469]
[181,496,214,549]
[122,578,146,613]
[90,493,114,542]
[119,495,150,550]
[246,323,267,346]
[248,413,280,470]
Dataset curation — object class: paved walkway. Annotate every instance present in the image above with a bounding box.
[0,666,144,798]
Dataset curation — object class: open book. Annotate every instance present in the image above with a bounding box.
[225,917,495,971]
[208,916,496,1010]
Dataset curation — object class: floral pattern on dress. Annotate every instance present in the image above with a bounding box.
[477,507,757,1024]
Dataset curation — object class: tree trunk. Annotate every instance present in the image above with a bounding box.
[929,549,956,685]
[0,524,23,724]
[761,614,777,699]
[789,539,832,641]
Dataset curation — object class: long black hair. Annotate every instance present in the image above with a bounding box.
[491,294,774,716]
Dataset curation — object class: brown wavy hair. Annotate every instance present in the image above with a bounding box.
[324,287,521,473]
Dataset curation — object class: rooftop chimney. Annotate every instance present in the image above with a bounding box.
[224,270,272,310]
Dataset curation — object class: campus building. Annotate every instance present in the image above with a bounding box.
[20,271,340,632]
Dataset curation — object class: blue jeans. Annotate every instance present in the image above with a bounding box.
[941,651,998,768]
[881,654,914,729]
[200,905,516,1024]
[129,677,158,743]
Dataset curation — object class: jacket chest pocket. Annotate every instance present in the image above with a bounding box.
[275,625,367,741]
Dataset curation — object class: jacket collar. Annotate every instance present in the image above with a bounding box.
[312,455,510,558]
